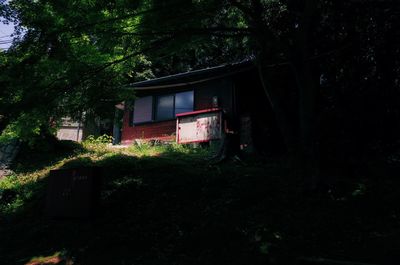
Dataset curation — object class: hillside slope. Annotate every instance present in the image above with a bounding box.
[1,141,399,265]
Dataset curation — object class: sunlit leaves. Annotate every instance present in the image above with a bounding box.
[0,0,256,141]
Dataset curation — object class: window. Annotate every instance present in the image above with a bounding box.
[155,91,194,121]
[131,91,194,124]
[175,91,194,115]
[156,95,174,120]
[133,96,153,124]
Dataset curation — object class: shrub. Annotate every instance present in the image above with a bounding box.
[84,134,114,145]
[0,111,57,146]
[0,128,18,145]
[82,134,114,154]
[128,140,160,157]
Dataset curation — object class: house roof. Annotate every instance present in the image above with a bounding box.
[129,60,255,90]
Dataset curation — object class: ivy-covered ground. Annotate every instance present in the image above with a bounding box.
[0,140,399,265]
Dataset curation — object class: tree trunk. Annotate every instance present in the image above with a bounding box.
[234,0,320,180]
[290,0,320,186]
[257,58,297,155]
[248,0,298,156]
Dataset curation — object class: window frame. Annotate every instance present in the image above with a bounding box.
[130,90,194,125]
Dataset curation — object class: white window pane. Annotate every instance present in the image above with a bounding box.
[133,96,153,123]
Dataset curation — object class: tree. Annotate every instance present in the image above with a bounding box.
[0,0,152,140]
[1,0,399,178]
[132,0,400,179]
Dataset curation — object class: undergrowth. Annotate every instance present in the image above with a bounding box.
[1,138,399,265]
[0,138,210,215]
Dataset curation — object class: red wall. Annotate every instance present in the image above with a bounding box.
[121,111,176,145]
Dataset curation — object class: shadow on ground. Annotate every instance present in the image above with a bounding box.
[1,144,400,265]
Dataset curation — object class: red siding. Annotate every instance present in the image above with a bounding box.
[121,111,176,145]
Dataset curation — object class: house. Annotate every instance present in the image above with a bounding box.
[57,116,113,142]
[56,118,84,142]
[119,61,281,152]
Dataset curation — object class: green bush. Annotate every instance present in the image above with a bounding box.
[0,111,57,146]
[127,140,211,158]
[84,134,114,145]
[0,175,24,213]
[0,128,18,145]
[82,134,114,154]
[127,140,160,157]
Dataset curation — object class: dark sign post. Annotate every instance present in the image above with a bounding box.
[46,167,102,218]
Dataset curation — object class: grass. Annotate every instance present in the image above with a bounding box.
[1,140,400,265]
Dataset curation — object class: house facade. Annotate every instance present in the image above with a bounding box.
[56,118,84,142]
[120,61,280,151]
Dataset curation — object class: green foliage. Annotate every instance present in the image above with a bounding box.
[0,139,211,215]
[0,129,17,145]
[127,140,210,158]
[0,174,20,190]
[352,183,367,197]
[164,142,211,159]
[0,0,252,145]
[2,140,400,264]
[127,140,157,157]
[84,134,114,145]
[82,134,114,154]
[1,0,400,162]
[0,174,38,214]
[0,111,56,144]
[1,0,152,140]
